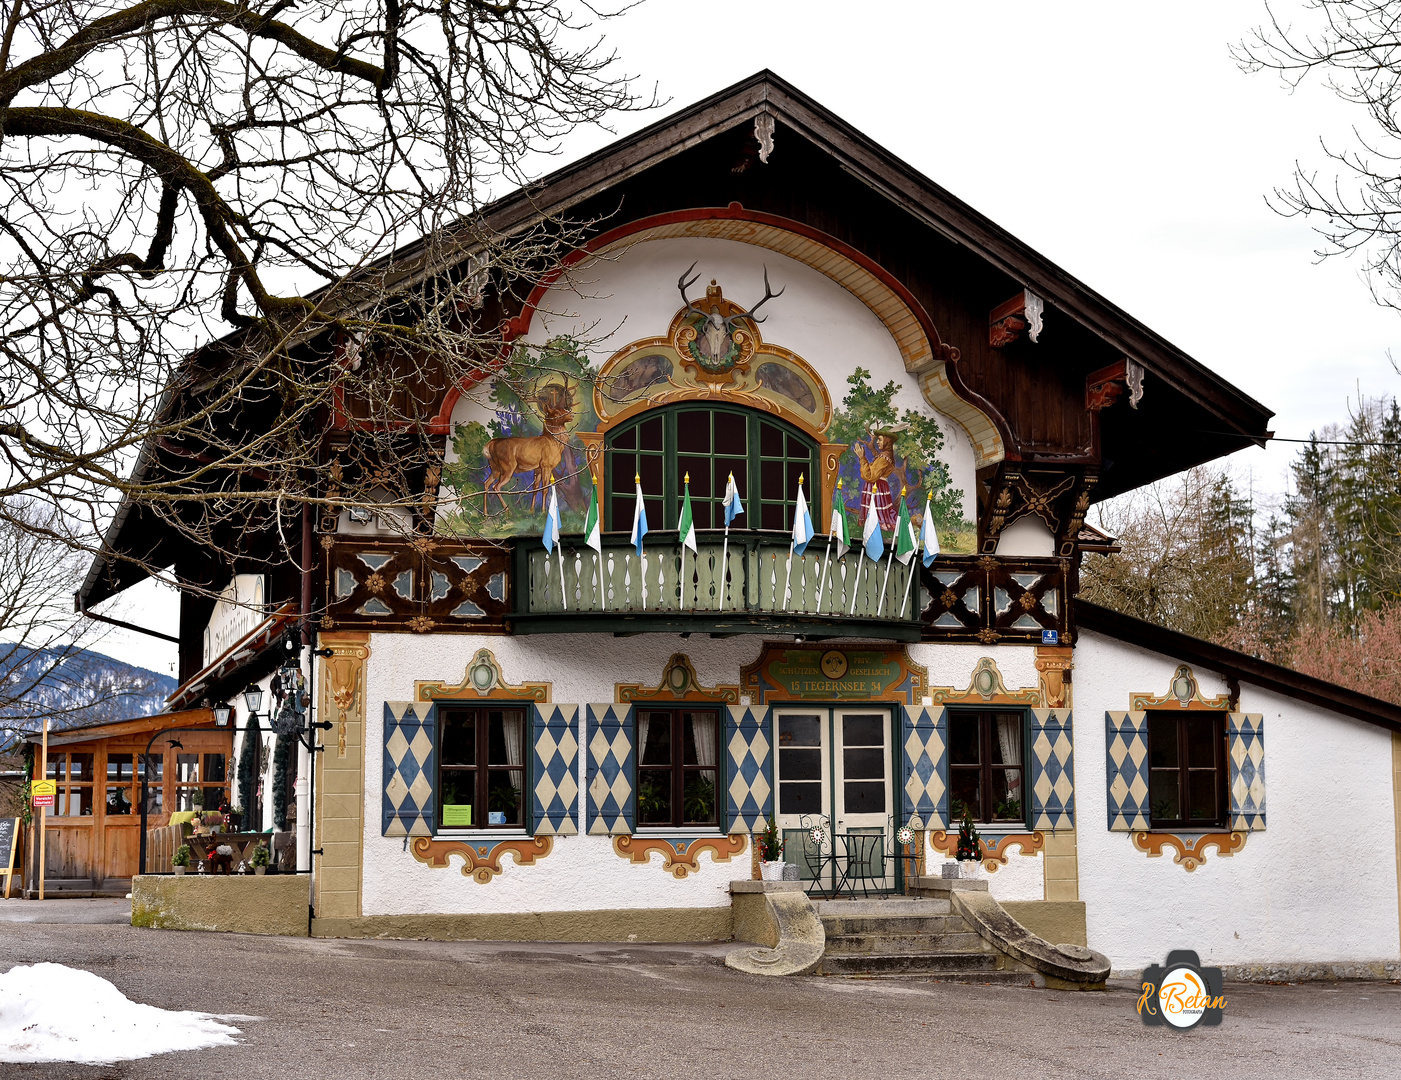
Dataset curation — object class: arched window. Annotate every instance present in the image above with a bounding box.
[605,405,819,532]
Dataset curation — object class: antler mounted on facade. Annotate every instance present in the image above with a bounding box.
[677,261,705,317]
[727,266,786,330]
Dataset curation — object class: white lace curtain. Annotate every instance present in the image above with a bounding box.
[690,713,717,770]
[997,715,1022,800]
[502,712,524,775]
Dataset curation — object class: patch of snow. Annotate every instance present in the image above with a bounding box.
[0,963,243,1064]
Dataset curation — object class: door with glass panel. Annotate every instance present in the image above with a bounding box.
[774,707,894,892]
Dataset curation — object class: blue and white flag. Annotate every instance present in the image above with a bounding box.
[862,496,884,561]
[542,481,562,553]
[630,473,649,556]
[790,477,815,556]
[722,472,745,527]
[921,496,941,568]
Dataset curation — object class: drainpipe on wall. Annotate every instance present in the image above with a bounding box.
[297,502,313,873]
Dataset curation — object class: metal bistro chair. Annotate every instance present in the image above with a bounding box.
[797,815,839,898]
[837,818,924,898]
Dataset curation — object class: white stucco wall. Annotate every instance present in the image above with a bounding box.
[446,235,977,521]
[358,633,1039,916]
[1073,629,1401,971]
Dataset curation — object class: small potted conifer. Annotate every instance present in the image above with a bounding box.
[758,816,786,881]
[250,842,271,877]
[944,807,985,880]
[172,844,191,876]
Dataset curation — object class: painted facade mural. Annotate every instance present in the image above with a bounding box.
[828,368,973,553]
[437,269,972,550]
[438,336,599,539]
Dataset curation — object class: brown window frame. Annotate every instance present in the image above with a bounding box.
[635,708,721,830]
[1147,711,1227,830]
[437,705,528,831]
[948,709,1028,826]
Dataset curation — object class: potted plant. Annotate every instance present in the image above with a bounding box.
[172,844,191,876]
[758,815,786,881]
[945,807,985,880]
[250,842,270,877]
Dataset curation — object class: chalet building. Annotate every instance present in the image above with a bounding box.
[79,73,1401,976]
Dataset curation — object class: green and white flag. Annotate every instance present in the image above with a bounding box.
[894,487,917,565]
[678,472,698,553]
[830,478,853,555]
[583,473,602,554]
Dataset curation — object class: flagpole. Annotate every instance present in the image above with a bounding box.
[719,515,730,612]
[817,477,845,615]
[849,493,868,617]
[719,471,737,613]
[679,472,688,610]
[900,562,918,619]
[816,535,834,614]
[876,544,895,616]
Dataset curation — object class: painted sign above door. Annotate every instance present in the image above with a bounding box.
[742,643,926,704]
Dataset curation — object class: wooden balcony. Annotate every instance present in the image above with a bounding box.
[510,533,923,640]
[317,534,1072,644]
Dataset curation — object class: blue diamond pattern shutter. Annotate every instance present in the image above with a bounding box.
[1227,713,1265,831]
[899,705,949,831]
[723,705,772,833]
[529,704,580,836]
[1104,711,1150,831]
[585,704,635,835]
[1029,709,1074,831]
[382,701,437,836]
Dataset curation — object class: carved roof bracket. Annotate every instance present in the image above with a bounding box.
[989,289,1045,348]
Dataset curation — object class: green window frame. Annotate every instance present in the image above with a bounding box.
[604,405,819,533]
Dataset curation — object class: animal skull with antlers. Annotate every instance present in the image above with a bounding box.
[677,262,785,369]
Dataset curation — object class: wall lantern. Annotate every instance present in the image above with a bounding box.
[213,702,233,727]
[243,685,264,714]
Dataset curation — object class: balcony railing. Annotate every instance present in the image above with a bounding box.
[511,533,922,638]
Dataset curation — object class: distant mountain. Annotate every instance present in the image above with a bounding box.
[1,645,177,747]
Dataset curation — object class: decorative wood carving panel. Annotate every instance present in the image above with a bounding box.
[976,464,1098,557]
[322,538,509,634]
[920,556,1069,644]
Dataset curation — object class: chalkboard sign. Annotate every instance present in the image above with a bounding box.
[0,817,17,898]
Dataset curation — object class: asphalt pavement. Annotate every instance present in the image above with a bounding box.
[2,900,1399,1079]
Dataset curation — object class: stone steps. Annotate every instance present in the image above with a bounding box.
[813,897,951,917]
[823,930,988,955]
[819,914,963,936]
[811,896,1035,980]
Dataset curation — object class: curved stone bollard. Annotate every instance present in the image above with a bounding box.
[725,881,825,977]
[951,888,1111,989]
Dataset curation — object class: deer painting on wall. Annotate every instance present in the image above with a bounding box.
[483,382,577,512]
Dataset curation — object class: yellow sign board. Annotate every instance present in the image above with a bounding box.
[30,780,57,797]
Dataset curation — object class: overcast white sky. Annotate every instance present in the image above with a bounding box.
[93,0,1401,672]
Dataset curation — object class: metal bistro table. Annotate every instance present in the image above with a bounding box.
[803,828,923,899]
